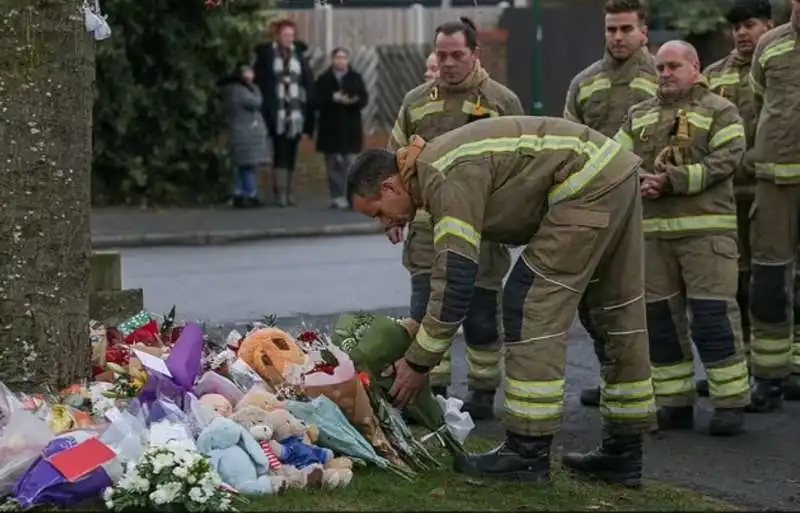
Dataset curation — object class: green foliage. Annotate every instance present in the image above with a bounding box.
[92,0,272,206]
[649,0,730,35]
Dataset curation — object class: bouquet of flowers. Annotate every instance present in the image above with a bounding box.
[103,441,245,512]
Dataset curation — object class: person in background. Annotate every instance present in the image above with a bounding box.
[314,47,369,210]
[219,65,270,209]
[254,18,315,207]
[424,52,438,81]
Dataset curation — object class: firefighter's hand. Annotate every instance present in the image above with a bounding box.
[654,147,672,171]
[388,358,427,409]
[386,226,404,244]
[640,173,668,198]
[397,318,420,338]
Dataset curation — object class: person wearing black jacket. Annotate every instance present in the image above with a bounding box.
[314,47,368,209]
[253,18,315,207]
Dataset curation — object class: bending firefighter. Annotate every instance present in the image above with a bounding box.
[615,41,749,435]
[348,116,656,487]
[745,0,800,408]
[700,0,773,403]
[562,0,657,408]
[386,17,524,418]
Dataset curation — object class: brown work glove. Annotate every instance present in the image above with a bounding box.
[397,318,420,339]
[654,145,685,171]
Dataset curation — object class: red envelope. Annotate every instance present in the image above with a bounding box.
[47,438,117,482]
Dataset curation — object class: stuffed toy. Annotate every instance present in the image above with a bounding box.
[196,416,284,495]
[230,406,322,489]
[198,394,232,417]
[238,328,306,388]
[264,409,353,488]
[234,387,283,413]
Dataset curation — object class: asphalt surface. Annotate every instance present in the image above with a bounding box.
[119,235,799,510]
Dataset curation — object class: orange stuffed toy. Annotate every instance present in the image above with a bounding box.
[237,328,306,389]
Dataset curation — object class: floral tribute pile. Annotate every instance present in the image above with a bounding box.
[0,309,474,511]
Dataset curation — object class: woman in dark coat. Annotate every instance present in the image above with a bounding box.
[253,18,315,207]
[314,47,368,209]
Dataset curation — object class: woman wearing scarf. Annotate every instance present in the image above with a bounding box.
[253,19,315,207]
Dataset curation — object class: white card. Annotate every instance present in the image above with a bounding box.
[132,349,172,377]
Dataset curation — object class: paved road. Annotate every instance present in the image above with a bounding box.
[119,236,799,510]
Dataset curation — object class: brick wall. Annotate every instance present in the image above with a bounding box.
[279,30,508,199]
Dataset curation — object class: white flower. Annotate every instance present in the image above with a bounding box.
[102,487,114,509]
[172,465,188,479]
[219,496,232,511]
[151,453,175,474]
[187,474,197,485]
[132,477,150,492]
[149,481,182,505]
[188,486,208,504]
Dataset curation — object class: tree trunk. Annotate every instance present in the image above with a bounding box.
[0,0,93,390]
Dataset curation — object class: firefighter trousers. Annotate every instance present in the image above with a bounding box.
[749,180,800,379]
[645,234,749,409]
[736,194,753,349]
[501,174,655,437]
[403,210,509,391]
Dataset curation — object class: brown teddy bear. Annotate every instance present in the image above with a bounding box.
[234,387,284,413]
[237,328,306,389]
[198,393,232,417]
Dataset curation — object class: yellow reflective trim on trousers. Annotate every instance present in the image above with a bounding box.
[631,111,659,131]
[416,324,450,354]
[506,378,564,399]
[461,101,498,117]
[408,101,444,123]
[601,398,656,419]
[680,110,712,131]
[652,361,694,381]
[578,77,611,103]
[614,129,634,151]
[643,214,737,234]
[748,72,765,96]
[504,398,563,420]
[390,121,408,147]
[710,123,745,150]
[686,163,705,194]
[758,163,800,180]
[467,361,501,380]
[758,39,795,67]
[652,361,694,396]
[629,77,657,96]
[793,343,800,368]
[709,72,741,89]
[549,138,621,205]
[432,216,480,247]
[430,358,451,376]
[601,378,654,401]
[466,346,501,365]
[706,360,749,399]
[750,337,792,367]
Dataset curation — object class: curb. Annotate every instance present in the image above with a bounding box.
[91,222,383,249]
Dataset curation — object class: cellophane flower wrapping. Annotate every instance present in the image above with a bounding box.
[102,441,243,512]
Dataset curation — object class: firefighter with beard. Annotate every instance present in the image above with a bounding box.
[696,0,773,402]
[563,0,657,408]
[615,41,749,435]
[347,116,655,487]
[386,17,524,419]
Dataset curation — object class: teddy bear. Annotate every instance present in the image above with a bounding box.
[230,406,322,489]
[263,409,353,488]
[237,328,307,389]
[234,387,283,413]
[199,394,233,417]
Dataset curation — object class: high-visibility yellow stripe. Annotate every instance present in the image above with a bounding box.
[682,110,713,131]
[504,398,563,420]
[466,346,501,365]
[461,100,498,118]
[416,324,450,354]
[632,111,659,131]
[601,398,656,420]
[548,138,621,204]
[750,337,792,367]
[629,77,658,96]
[506,378,564,399]
[710,123,745,150]
[758,39,795,67]
[408,101,444,122]
[651,361,694,381]
[578,77,611,102]
[709,72,741,90]
[643,214,737,234]
[614,129,634,151]
[390,121,408,147]
[792,343,800,369]
[706,360,749,399]
[601,378,654,401]
[686,163,705,194]
[756,163,800,180]
[749,72,765,96]
[432,216,480,247]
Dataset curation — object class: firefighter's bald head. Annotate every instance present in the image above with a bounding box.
[347,149,416,229]
[655,40,701,96]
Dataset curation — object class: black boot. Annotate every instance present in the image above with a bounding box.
[453,432,551,482]
[562,430,643,488]
[580,386,601,407]
[232,196,245,208]
[656,405,694,431]
[708,407,744,436]
[463,389,495,420]
[783,374,800,401]
[696,379,709,397]
[746,378,783,412]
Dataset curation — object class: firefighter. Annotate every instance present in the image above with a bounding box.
[747,0,800,409]
[347,116,655,487]
[696,0,773,400]
[562,0,657,408]
[615,41,749,435]
[385,17,524,419]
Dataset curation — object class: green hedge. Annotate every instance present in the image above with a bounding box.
[92,0,270,206]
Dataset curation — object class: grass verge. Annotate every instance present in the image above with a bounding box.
[249,437,736,511]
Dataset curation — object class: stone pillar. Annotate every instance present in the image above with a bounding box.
[89,251,144,326]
